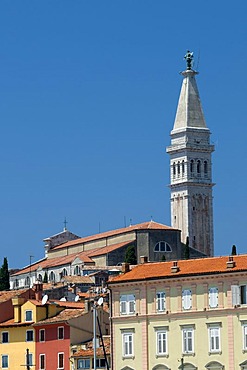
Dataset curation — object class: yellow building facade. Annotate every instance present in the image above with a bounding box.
[109,255,247,370]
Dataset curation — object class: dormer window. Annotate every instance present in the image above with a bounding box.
[25,310,33,322]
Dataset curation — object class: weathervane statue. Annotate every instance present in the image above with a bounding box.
[184,50,193,70]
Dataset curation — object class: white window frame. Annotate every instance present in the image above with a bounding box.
[39,329,45,342]
[156,291,166,312]
[58,326,64,340]
[39,353,45,370]
[1,355,8,369]
[1,331,9,343]
[209,287,218,308]
[182,289,192,310]
[25,310,33,322]
[26,329,34,342]
[182,327,194,354]
[243,324,247,351]
[120,294,135,315]
[208,326,221,353]
[122,332,134,358]
[156,330,168,355]
[77,358,90,369]
[57,352,64,369]
[232,284,247,306]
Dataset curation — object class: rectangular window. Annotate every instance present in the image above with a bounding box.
[120,294,135,315]
[77,359,90,369]
[25,310,33,322]
[2,355,8,368]
[209,287,218,308]
[39,329,45,342]
[40,354,45,369]
[92,359,106,368]
[26,330,34,342]
[156,330,167,355]
[2,332,9,343]
[182,289,192,310]
[58,353,64,369]
[232,285,247,305]
[156,291,166,312]
[209,327,220,352]
[243,325,247,350]
[122,332,134,357]
[58,326,64,340]
[182,327,194,353]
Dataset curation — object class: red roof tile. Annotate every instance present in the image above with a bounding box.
[34,308,85,325]
[0,289,29,303]
[109,255,247,283]
[73,336,111,357]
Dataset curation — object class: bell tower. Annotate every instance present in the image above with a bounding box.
[166,51,215,256]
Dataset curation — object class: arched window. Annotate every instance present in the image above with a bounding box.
[154,242,172,253]
[173,162,176,177]
[190,160,194,174]
[74,265,81,276]
[179,363,197,370]
[204,160,208,175]
[49,271,56,283]
[205,361,224,370]
[14,279,19,288]
[182,160,185,175]
[197,160,201,174]
[37,274,43,282]
[61,268,68,277]
[240,360,247,370]
[177,162,180,176]
[25,276,30,287]
[153,366,170,370]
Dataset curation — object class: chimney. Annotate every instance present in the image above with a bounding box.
[12,297,26,323]
[140,256,148,264]
[171,261,180,273]
[227,256,236,269]
[121,262,130,273]
[33,282,43,301]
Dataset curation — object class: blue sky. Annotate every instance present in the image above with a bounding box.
[0,1,246,268]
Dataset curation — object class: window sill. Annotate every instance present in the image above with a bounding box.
[182,352,195,357]
[156,354,169,358]
[209,351,222,355]
[122,355,135,360]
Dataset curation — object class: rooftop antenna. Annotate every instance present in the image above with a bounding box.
[129,218,132,226]
[63,217,68,231]
[150,215,153,222]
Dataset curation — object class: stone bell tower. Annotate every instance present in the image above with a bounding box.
[166,51,215,256]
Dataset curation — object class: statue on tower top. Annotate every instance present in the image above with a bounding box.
[184,50,193,70]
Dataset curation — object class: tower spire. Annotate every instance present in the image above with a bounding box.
[167,51,215,257]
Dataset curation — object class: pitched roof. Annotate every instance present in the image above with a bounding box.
[51,221,175,251]
[73,336,111,357]
[34,308,85,325]
[0,289,29,303]
[109,255,247,283]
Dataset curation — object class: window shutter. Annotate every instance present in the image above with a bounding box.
[128,296,135,314]
[231,285,240,306]
[182,290,192,310]
[120,295,127,314]
[209,287,218,308]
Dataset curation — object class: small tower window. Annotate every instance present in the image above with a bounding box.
[204,160,208,176]
[177,161,180,176]
[190,160,194,174]
[197,160,201,174]
[182,160,185,175]
[173,162,176,177]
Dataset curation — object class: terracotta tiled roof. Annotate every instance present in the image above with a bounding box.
[109,255,247,283]
[86,241,132,257]
[0,319,33,327]
[73,336,111,357]
[0,289,29,303]
[34,308,85,325]
[52,300,85,309]
[62,275,94,284]
[51,221,175,251]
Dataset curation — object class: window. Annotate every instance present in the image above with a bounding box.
[154,241,172,252]
[173,162,176,177]
[38,274,43,282]
[232,285,247,305]
[2,332,9,343]
[49,271,56,283]
[243,325,247,350]
[26,353,33,367]
[1,355,8,368]
[40,354,45,369]
[58,353,64,369]
[182,160,185,175]
[25,310,33,322]
[197,160,201,174]
[120,294,135,315]
[77,359,90,369]
[156,291,166,312]
[182,289,192,310]
[209,327,220,352]
[26,330,34,342]
[122,332,134,357]
[209,287,218,308]
[92,359,107,368]
[182,327,194,354]
[177,161,180,175]
[39,329,45,342]
[62,268,68,277]
[58,326,64,340]
[25,276,30,287]
[156,330,167,355]
[190,160,194,174]
[74,265,81,276]
[204,160,208,175]
[78,359,90,369]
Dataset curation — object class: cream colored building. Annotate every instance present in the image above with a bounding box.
[109,255,247,370]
